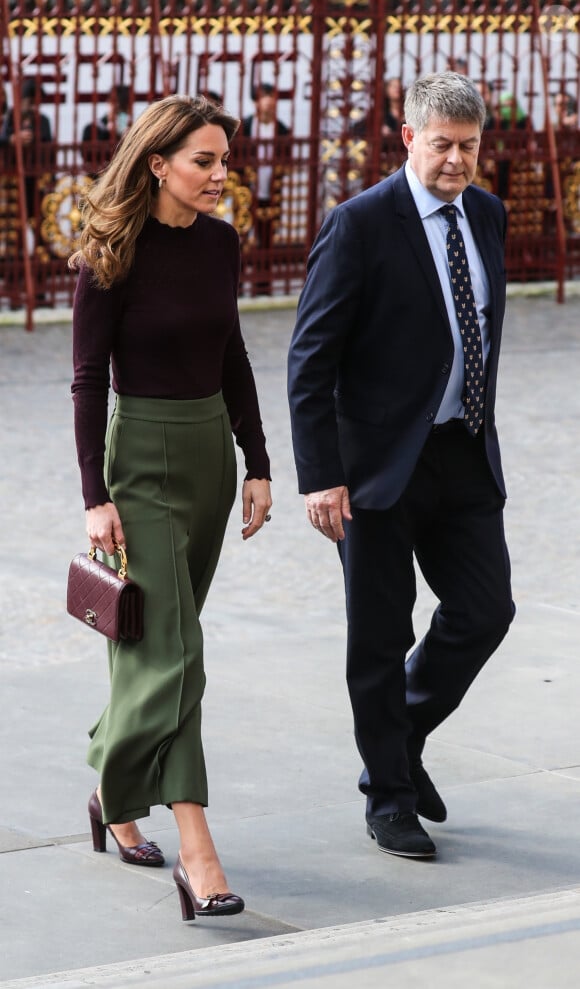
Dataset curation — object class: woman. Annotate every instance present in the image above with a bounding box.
[69,95,272,921]
[381,77,404,137]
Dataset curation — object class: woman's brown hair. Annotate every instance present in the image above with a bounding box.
[69,95,239,289]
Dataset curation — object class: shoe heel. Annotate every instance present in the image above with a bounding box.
[175,879,196,922]
[90,813,107,853]
[88,790,107,853]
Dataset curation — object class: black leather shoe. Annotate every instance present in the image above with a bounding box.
[409,761,447,823]
[366,812,436,858]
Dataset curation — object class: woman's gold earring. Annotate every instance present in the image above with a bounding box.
[159,177,165,189]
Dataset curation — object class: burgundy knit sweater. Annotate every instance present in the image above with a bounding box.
[72,213,270,509]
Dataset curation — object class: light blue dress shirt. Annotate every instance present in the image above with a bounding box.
[404,161,491,424]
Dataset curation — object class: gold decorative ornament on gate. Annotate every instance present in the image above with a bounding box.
[40,176,94,258]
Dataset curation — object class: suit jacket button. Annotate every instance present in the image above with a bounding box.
[426,412,434,422]
[441,363,450,374]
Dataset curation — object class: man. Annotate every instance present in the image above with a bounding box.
[242,81,290,207]
[447,57,468,76]
[0,77,53,263]
[0,80,8,132]
[242,82,290,293]
[288,72,514,859]
[1,76,52,219]
[81,85,131,179]
[553,90,578,130]
[1,77,52,146]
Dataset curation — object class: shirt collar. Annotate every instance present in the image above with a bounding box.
[404,161,465,221]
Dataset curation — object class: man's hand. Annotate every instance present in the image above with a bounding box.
[305,486,352,543]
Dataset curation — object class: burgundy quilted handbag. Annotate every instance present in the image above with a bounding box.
[66,545,144,642]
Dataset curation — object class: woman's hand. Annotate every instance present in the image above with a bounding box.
[241,479,272,540]
[85,502,126,556]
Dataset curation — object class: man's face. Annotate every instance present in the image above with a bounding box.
[402,116,481,202]
[256,92,276,124]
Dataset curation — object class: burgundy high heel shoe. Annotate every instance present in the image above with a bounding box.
[173,855,245,920]
[88,790,165,867]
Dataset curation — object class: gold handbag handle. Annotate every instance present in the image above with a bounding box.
[88,542,128,580]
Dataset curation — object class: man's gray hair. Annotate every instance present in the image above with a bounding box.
[404,71,486,133]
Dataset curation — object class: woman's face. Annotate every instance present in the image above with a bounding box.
[386,78,402,102]
[151,123,230,226]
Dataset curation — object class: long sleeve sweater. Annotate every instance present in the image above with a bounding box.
[72,213,270,509]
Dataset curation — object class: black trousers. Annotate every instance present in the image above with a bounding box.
[337,422,515,817]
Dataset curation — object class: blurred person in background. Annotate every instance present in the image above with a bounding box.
[242,81,291,293]
[1,77,52,214]
[0,80,9,132]
[81,84,131,178]
[0,77,53,260]
[381,77,405,136]
[553,90,578,130]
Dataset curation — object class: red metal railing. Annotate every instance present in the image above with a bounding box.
[1,1,577,327]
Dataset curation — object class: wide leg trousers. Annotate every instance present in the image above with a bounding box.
[87,393,236,825]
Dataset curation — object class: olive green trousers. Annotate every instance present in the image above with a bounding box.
[87,393,236,825]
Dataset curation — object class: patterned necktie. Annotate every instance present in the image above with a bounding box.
[439,204,485,436]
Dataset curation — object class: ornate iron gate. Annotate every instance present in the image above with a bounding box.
[1,1,578,327]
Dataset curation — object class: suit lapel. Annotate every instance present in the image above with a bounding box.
[392,169,450,329]
[392,170,502,346]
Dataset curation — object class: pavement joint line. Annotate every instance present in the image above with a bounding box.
[0,841,53,854]
[0,831,177,852]
[1,280,580,327]
[536,602,580,616]
[0,832,93,851]
[1,885,579,989]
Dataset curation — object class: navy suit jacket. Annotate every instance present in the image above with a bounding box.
[287,166,508,509]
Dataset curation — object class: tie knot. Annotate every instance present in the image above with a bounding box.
[439,204,458,227]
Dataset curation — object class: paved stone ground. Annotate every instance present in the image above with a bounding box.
[1,295,578,659]
[0,295,579,985]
